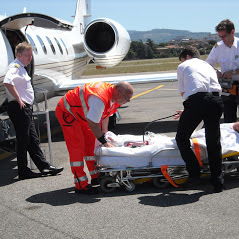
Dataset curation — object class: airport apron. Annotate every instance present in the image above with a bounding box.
[55,82,120,190]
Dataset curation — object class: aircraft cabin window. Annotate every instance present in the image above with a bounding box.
[54,37,63,55]
[46,36,56,55]
[36,35,47,54]
[26,34,38,54]
[60,38,69,55]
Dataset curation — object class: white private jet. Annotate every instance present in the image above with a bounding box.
[0,0,176,114]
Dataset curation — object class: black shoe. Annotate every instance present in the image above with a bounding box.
[19,170,41,180]
[75,185,99,195]
[182,177,201,188]
[41,165,64,175]
[91,178,99,186]
[213,184,224,193]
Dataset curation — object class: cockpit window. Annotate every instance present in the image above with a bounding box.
[54,37,63,55]
[60,38,69,55]
[36,35,47,54]
[46,36,56,55]
[26,34,38,54]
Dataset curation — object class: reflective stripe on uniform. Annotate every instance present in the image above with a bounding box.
[74,175,88,183]
[63,96,77,119]
[79,88,88,116]
[89,170,98,176]
[84,156,95,161]
[70,161,84,167]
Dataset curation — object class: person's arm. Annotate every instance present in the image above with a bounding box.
[86,96,113,147]
[102,117,109,133]
[87,119,113,147]
[206,46,222,78]
[222,69,239,79]
[4,83,25,108]
[177,66,185,96]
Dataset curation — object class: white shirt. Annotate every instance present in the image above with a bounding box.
[177,58,222,100]
[206,37,239,81]
[3,59,34,104]
[87,95,105,123]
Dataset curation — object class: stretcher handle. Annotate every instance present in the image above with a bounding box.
[143,113,178,142]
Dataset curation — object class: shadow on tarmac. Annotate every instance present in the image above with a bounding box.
[26,175,239,207]
[0,153,18,187]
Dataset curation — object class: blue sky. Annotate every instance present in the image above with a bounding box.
[1,0,239,33]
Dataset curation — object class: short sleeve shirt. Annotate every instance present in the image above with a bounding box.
[177,58,222,100]
[206,37,239,81]
[3,59,34,104]
[86,95,105,123]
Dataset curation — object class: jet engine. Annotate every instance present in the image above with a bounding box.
[83,18,131,67]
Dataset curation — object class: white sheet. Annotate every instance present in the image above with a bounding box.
[95,123,239,169]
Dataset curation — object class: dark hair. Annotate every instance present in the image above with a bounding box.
[215,19,235,33]
[179,46,200,61]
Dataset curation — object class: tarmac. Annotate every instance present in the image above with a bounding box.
[1,81,239,239]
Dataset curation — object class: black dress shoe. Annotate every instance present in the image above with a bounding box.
[213,184,224,193]
[41,165,64,175]
[181,177,201,188]
[19,170,41,180]
[75,185,99,195]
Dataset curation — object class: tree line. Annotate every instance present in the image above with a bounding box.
[124,39,217,60]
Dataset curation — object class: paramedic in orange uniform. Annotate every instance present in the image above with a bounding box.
[55,81,133,194]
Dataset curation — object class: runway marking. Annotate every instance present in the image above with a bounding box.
[131,84,164,100]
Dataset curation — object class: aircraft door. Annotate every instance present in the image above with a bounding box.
[0,30,14,78]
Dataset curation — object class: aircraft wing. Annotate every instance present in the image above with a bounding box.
[56,72,177,91]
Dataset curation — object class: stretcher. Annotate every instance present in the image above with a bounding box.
[94,124,239,193]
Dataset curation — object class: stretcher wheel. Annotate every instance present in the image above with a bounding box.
[124,181,136,192]
[99,176,117,193]
[152,177,170,189]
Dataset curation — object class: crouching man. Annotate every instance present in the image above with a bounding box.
[55,81,133,194]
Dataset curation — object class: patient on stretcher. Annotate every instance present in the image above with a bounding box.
[95,123,239,169]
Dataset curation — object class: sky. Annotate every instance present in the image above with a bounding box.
[1,0,239,33]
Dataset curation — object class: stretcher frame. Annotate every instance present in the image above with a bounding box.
[96,151,239,193]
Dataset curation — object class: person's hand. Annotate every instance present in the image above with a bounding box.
[222,70,233,79]
[102,142,114,148]
[18,100,26,109]
[174,110,183,120]
[216,70,223,79]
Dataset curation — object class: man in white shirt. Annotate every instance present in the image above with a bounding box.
[207,19,239,123]
[175,46,224,193]
[4,42,63,180]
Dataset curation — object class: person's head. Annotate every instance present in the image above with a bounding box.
[215,19,235,46]
[233,122,239,132]
[15,42,33,66]
[178,46,200,62]
[112,81,134,105]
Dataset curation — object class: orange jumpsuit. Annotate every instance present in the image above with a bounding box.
[55,82,120,190]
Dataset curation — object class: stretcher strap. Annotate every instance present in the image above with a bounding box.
[192,138,203,167]
[160,165,179,188]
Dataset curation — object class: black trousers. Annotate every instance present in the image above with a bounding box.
[222,95,239,123]
[7,101,50,175]
[175,92,224,186]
